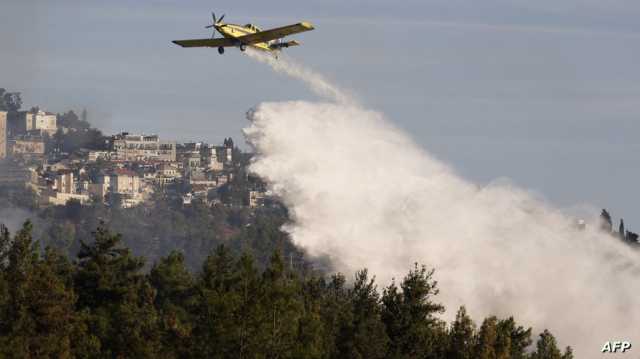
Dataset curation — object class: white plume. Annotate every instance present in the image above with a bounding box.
[243,51,640,358]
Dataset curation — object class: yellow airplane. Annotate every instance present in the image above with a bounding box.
[172,13,314,55]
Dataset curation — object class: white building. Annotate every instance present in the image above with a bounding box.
[25,110,57,136]
[54,171,75,194]
[112,133,176,162]
[89,169,144,207]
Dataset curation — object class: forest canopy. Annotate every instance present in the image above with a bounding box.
[0,222,573,358]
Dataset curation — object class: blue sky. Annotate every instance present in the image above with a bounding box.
[2,0,639,225]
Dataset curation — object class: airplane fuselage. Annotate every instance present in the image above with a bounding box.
[217,23,273,51]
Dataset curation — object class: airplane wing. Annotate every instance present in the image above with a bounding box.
[172,38,236,48]
[237,22,314,44]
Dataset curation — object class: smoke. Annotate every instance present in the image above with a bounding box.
[243,52,640,357]
[0,206,34,234]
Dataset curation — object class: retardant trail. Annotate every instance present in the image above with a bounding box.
[244,49,355,106]
[243,50,640,358]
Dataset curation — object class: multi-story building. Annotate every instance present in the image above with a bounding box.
[248,190,266,208]
[10,136,45,156]
[88,150,112,162]
[203,146,224,171]
[110,169,140,195]
[54,171,75,194]
[46,171,91,206]
[112,133,176,162]
[25,110,57,135]
[89,169,143,207]
[0,111,7,160]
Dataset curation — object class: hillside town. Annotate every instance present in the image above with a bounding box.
[0,89,269,210]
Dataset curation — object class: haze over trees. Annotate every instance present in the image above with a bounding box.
[0,222,573,358]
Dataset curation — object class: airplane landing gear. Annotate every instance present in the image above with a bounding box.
[218,46,224,54]
[239,44,247,52]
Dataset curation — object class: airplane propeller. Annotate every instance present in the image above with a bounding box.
[205,12,225,38]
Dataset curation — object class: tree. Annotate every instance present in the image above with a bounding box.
[318,273,352,358]
[447,306,475,359]
[382,264,445,359]
[0,223,94,358]
[149,251,196,358]
[496,317,531,359]
[530,329,573,359]
[74,224,162,357]
[473,316,498,359]
[600,209,612,232]
[335,269,389,359]
[0,89,22,111]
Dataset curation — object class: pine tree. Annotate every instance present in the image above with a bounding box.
[446,306,476,359]
[336,269,389,359]
[193,245,243,357]
[294,276,326,359]
[474,316,498,359]
[382,264,445,359]
[496,317,531,359]
[257,251,304,358]
[319,273,353,359]
[74,224,162,357]
[234,252,262,358]
[600,209,613,232]
[530,329,573,359]
[0,223,93,358]
[149,250,196,358]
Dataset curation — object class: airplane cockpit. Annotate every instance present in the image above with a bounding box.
[244,24,262,32]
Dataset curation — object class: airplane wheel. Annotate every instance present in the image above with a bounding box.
[239,44,247,52]
[218,47,224,54]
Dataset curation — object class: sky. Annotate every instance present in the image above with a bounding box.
[1,0,639,225]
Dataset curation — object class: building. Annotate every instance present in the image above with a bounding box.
[8,110,57,136]
[112,133,176,162]
[25,110,57,136]
[203,147,224,171]
[10,136,45,156]
[46,192,90,206]
[54,171,75,194]
[107,169,141,195]
[248,190,266,208]
[88,150,112,162]
[0,111,6,160]
[89,169,144,207]
[185,152,201,169]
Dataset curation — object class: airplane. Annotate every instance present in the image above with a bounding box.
[172,13,314,56]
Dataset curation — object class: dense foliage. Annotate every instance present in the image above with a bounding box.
[0,88,22,112]
[0,222,573,358]
[1,185,315,274]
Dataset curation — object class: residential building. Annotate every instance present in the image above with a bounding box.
[7,110,58,136]
[46,192,90,206]
[109,169,140,195]
[112,133,176,162]
[89,169,144,207]
[10,136,45,156]
[248,190,266,208]
[204,147,224,171]
[88,151,112,162]
[25,110,57,135]
[54,171,75,194]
